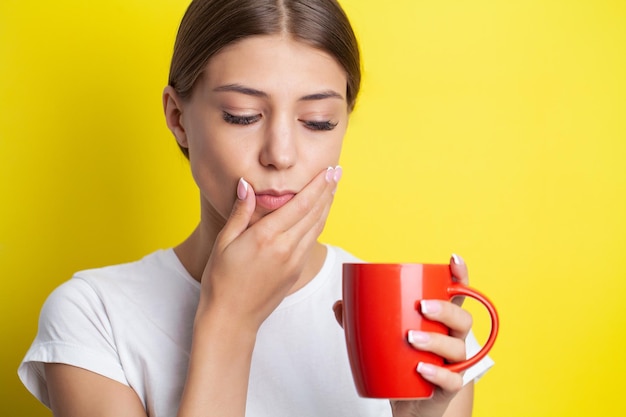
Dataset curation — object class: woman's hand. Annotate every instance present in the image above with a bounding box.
[333,254,475,417]
[198,166,340,332]
[178,167,340,417]
[390,254,474,417]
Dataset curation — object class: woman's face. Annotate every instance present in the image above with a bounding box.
[171,35,349,226]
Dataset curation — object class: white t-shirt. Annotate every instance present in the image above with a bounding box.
[19,245,494,417]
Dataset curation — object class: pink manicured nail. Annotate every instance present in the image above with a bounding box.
[333,165,343,182]
[417,362,437,377]
[325,166,334,183]
[237,177,249,200]
[408,330,430,345]
[452,253,464,265]
[420,300,441,315]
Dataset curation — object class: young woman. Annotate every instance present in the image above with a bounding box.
[19,1,493,416]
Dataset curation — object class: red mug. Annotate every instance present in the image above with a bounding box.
[340,263,499,399]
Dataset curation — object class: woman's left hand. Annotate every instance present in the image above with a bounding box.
[390,254,474,417]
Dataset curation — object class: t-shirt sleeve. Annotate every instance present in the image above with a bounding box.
[18,277,129,407]
[462,329,495,385]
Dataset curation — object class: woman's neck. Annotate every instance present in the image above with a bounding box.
[173,197,224,281]
[173,224,216,283]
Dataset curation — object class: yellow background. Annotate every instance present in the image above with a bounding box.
[1,0,625,416]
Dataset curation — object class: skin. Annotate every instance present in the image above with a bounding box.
[44,35,474,417]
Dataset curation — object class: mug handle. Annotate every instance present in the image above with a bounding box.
[443,284,499,373]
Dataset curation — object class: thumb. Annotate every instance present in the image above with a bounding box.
[218,177,256,245]
[450,253,468,307]
[332,300,344,329]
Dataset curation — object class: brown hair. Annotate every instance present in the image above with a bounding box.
[168,0,361,157]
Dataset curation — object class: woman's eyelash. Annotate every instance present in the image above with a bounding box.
[222,111,261,125]
[222,112,337,131]
[302,120,338,131]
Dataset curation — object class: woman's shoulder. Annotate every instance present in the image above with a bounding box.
[74,248,176,280]
[44,248,196,312]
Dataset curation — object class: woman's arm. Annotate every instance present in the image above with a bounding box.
[443,382,474,417]
[43,309,258,417]
[44,321,256,417]
[176,308,257,417]
[45,363,147,417]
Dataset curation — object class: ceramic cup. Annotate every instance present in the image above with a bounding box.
[340,262,499,399]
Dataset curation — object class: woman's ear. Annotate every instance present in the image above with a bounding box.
[163,86,189,150]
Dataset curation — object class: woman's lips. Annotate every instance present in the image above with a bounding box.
[255,193,295,210]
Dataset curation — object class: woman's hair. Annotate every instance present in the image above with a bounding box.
[168,0,361,157]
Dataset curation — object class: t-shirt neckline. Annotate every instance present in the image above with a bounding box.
[162,244,336,309]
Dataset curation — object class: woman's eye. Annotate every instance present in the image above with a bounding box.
[301,120,338,131]
[222,111,261,125]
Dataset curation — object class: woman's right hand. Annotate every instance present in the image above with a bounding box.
[178,167,340,417]
[197,166,340,333]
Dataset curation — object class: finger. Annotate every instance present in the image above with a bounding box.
[420,300,473,339]
[216,177,257,246]
[287,165,340,240]
[332,301,344,328]
[274,187,335,277]
[450,254,468,306]
[287,177,336,257]
[259,166,337,235]
[450,254,468,284]
[417,362,464,394]
[282,165,337,238]
[407,331,466,363]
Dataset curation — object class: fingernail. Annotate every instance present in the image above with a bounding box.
[452,253,464,265]
[237,177,249,200]
[417,362,436,377]
[325,166,334,183]
[408,330,430,345]
[420,300,441,315]
[333,165,343,182]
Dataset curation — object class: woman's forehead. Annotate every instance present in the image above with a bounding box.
[200,35,348,98]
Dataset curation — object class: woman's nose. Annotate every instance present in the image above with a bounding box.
[259,115,297,170]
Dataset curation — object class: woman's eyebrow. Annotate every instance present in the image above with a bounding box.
[213,84,267,97]
[300,90,344,101]
[213,84,344,101]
